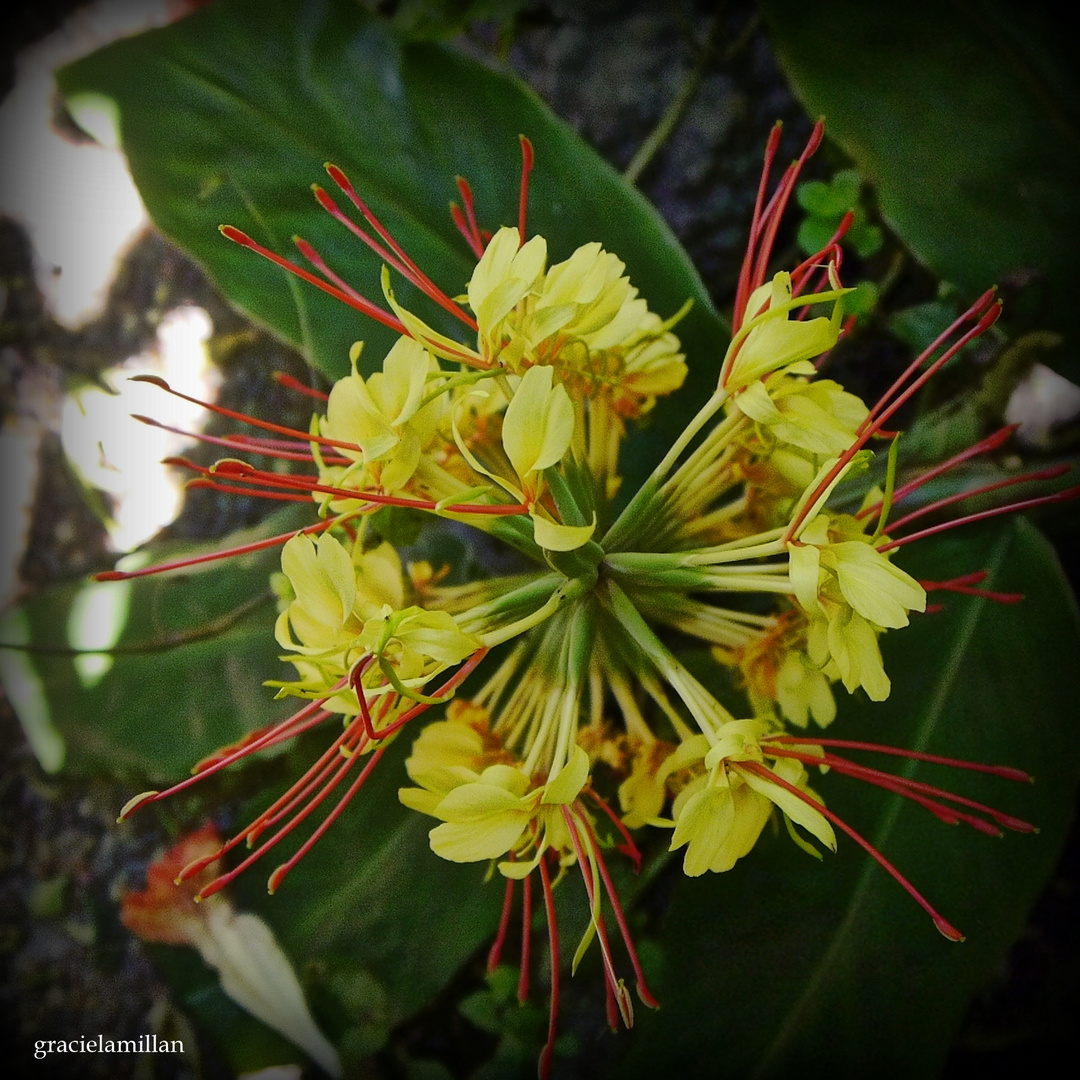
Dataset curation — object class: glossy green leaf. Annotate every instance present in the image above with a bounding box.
[0,509,304,780]
[613,518,1080,1077]
[763,0,1080,380]
[56,0,726,490]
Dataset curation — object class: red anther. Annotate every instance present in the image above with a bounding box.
[272,371,329,402]
[455,175,484,255]
[176,850,223,884]
[518,134,535,243]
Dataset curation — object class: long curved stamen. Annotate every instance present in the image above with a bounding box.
[196,720,377,900]
[883,464,1071,534]
[765,735,1033,782]
[747,120,825,319]
[765,745,1035,834]
[322,164,479,332]
[220,225,406,332]
[488,876,515,973]
[580,815,659,1008]
[859,289,999,436]
[169,457,530,517]
[292,234,390,313]
[267,744,389,894]
[562,807,632,1028]
[737,760,965,941]
[734,122,783,328]
[518,871,533,1005]
[127,374,365,454]
[537,854,560,1080]
[130,414,342,465]
[518,134,535,243]
[877,485,1080,552]
[95,516,341,582]
[856,425,1019,523]
[784,293,1002,542]
[919,572,1024,605]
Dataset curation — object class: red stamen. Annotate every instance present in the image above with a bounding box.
[171,456,530,517]
[322,165,479,332]
[126,374,366,455]
[877,485,1080,552]
[734,122,783,328]
[766,746,1035,835]
[185,479,315,503]
[856,425,1019,522]
[220,225,407,333]
[292,234,395,320]
[273,371,329,402]
[193,725,367,898]
[537,854,560,1080]
[518,135,535,243]
[859,289,999,435]
[350,656,379,741]
[765,735,1033,783]
[489,876,515,973]
[884,465,1071,534]
[919,572,1024,605]
[130,414,329,465]
[737,760,965,941]
[454,176,485,258]
[580,816,659,1009]
[586,789,642,871]
[518,872,533,1005]
[748,121,825,320]
[94,516,339,582]
[784,294,1002,542]
[268,744,388,893]
[562,807,631,1027]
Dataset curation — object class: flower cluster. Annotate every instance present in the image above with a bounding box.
[111,125,1069,1073]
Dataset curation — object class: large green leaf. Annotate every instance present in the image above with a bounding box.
[762,0,1080,380]
[56,0,726,489]
[612,518,1080,1077]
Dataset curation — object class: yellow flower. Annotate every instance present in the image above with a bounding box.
[321,336,445,492]
[787,513,926,700]
[667,721,835,876]
[722,271,845,391]
[733,368,868,456]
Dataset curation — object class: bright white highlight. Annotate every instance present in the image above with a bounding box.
[61,305,220,552]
